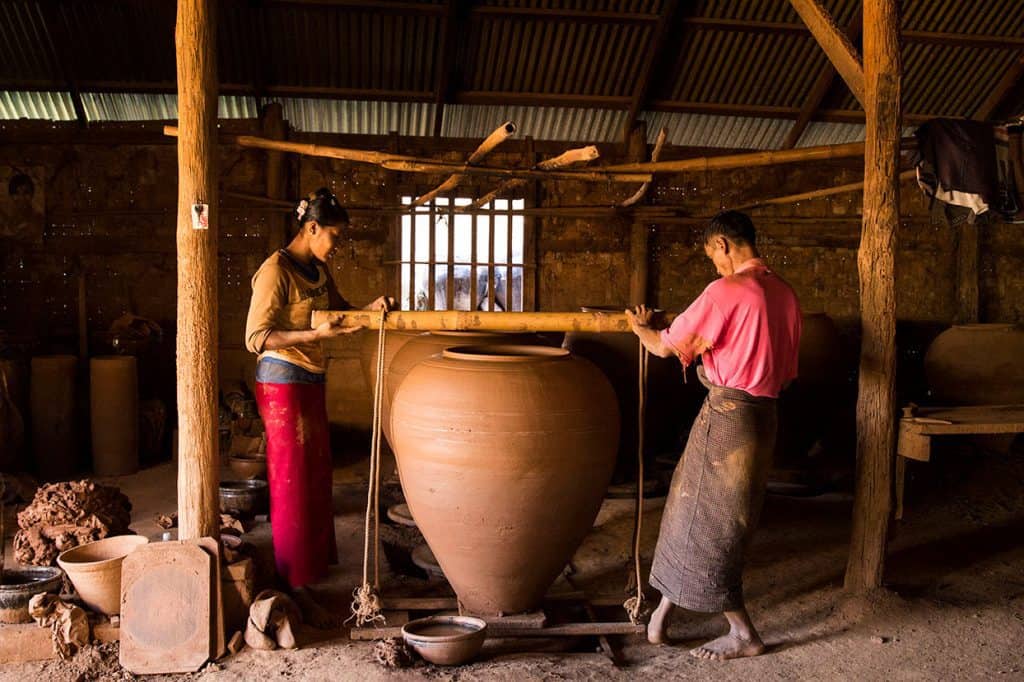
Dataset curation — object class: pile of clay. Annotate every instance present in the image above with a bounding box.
[13,480,133,566]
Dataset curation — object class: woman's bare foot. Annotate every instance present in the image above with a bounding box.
[690,631,765,660]
[292,586,340,629]
[647,596,676,645]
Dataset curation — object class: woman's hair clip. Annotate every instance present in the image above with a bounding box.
[296,199,309,220]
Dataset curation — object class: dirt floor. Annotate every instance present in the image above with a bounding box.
[4,436,1024,681]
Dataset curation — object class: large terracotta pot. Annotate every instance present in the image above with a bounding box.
[383,331,539,447]
[563,306,696,481]
[924,324,1024,404]
[391,345,619,615]
[359,329,423,400]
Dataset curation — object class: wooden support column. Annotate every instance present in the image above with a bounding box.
[175,0,220,541]
[261,102,289,253]
[844,0,901,592]
[956,222,980,324]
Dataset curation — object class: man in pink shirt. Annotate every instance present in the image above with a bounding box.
[627,210,801,660]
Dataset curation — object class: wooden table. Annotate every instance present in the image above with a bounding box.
[896,404,1024,519]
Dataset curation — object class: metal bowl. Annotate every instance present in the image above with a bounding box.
[401,615,487,666]
[0,566,65,624]
[219,479,269,519]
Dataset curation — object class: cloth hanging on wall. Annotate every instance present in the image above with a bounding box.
[914,119,1002,220]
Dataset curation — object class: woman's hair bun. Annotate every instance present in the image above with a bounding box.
[296,187,349,227]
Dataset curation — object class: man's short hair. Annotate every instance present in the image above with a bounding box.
[704,210,756,248]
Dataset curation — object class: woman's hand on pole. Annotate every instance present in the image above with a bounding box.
[314,315,363,339]
[364,296,395,312]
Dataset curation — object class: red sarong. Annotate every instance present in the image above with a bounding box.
[255,381,338,588]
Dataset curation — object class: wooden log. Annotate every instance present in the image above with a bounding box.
[955,222,980,324]
[175,0,221,541]
[261,102,289,254]
[309,310,668,333]
[414,122,517,206]
[468,146,601,208]
[788,0,866,107]
[629,223,649,307]
[844,0,901,593]
[735,169,916,211]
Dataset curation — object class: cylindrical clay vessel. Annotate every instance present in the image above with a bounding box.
[90,356,139,476]
[924,324,1024,405]
[30,355,78,480]
[383,331,540,448]
[391,345,619,615]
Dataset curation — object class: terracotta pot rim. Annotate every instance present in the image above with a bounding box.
[57,535,149,568]
[229,452,267,462]
[89,355,136,363]
[31,354,77,362]
[950,323,1017,331]
[441,345,570,362]
[429,331,515,337]
[402,615,488,643]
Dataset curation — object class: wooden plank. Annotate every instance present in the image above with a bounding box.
[783,10,863,149]
[844,0,901,593]
[896,427,932,462]
[0,623,56,664]
[787,0,865,107]
[175,0,221,541]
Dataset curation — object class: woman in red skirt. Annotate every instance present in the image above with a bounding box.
[244,187,390,625]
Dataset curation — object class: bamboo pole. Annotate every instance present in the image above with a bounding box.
[174,0,220,541]
[844,0,901,593]
[413,122,516,206]
[467,146,601,209]
[310,310,673,333]
[734,169,916,211]
[602,138,915,173]
[620,127,668,208]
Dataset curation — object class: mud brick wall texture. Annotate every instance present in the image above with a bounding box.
[0,122,1002,444]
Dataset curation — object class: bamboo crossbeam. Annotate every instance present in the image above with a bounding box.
[619,127,668,208]
[414,121,517,206]
[602,138,916,173]
[735,168,917,210]
[310,310,669,333]
[164,125,644,182]
[468,145,601,208]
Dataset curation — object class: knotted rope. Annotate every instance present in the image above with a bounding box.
[624,341,649,624]
[349,308,388,627]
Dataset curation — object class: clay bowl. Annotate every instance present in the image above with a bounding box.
[229,452,267,479]
[57,535,149,615]
[220,479,269,519]
[0,566,65,624]
[401,615,487,666]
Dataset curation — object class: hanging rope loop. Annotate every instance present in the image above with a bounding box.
[624,339,649,625]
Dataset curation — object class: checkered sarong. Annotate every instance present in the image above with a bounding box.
[648,367,777,613]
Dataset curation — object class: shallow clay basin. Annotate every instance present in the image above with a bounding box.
[401,615,487,665]
[229,452,267,479]
[0,566,65,623]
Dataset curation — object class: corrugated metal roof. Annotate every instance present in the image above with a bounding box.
[274,98,436,136]
[443,104,629,142]
[796,121,864,147]
[639,110,793,149]
[478,0,664,11]
[0,90,76,120]
[78,94,258,121]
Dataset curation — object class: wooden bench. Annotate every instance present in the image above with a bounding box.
[896,403,1024,519]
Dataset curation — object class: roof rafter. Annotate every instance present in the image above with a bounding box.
[788,0,865,107]
[623,0,680,142]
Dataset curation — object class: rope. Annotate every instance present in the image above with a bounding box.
[348,308,388,627]
[624,340,649,625]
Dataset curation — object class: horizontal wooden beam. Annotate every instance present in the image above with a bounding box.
[681,17,1024,49]
[454,90,632,108]
[310,310,653,332]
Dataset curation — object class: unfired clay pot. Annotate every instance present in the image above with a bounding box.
[30,355,79,480]
[391,345,619,615]
[57,535,150,615]
[90,356,140,477]
[383,331,539,447]
[924,324,1024,405]
[359,329,422,401]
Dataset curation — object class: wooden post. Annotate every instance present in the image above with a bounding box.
[844,0,901,592]
[175,0,220,541]
[261,102,289,254]
[955,222,980,324]
[626,123,650,307]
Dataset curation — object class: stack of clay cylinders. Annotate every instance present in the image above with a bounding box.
[30,355,79,480]
[89,356,139,476]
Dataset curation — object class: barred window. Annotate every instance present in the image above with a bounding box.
[397,196,530,312]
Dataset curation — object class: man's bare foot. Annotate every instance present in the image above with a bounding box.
[292,586,341,629]
[690,631,765,661]
[647,596,676,645]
